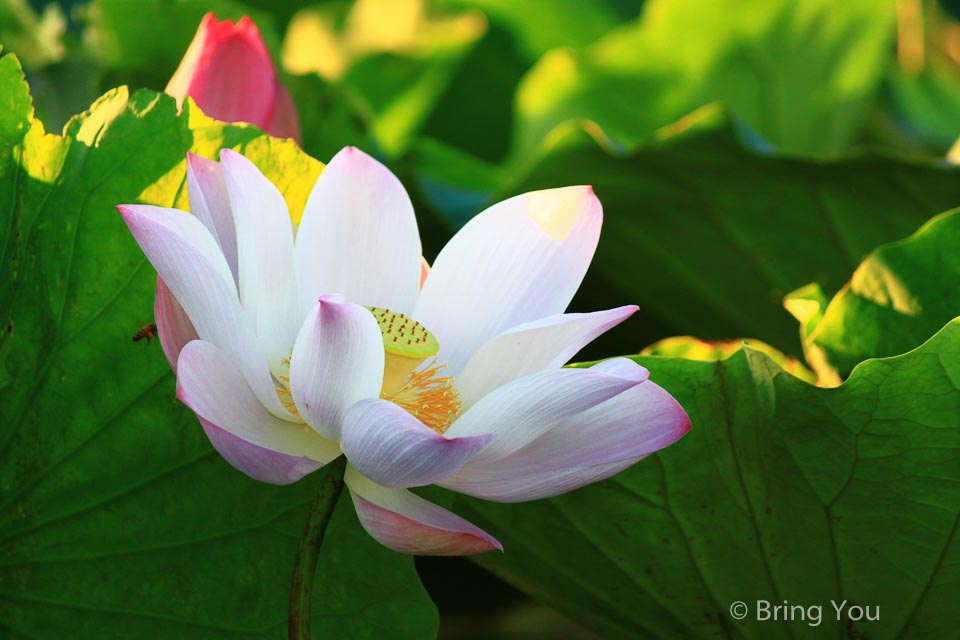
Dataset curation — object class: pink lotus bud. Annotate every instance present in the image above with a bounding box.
[166,12,301,143]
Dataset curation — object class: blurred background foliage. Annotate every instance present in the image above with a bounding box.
[4,0,960,638]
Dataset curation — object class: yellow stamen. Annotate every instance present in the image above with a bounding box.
[382,358,461,434]
[366,306,461,433]
[276,373,306,425]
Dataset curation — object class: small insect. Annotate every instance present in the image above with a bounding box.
[132,322,158,344]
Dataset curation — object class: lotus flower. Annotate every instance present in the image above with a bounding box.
[117,147,690,555]
[166,12,301,142]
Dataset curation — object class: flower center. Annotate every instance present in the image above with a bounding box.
[368,306,461,433]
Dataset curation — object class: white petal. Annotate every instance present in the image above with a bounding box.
[154,276,198,373]
[440,457,637,503]
[443,359,649,464]
[186,152,238,283]
[345,466,501,555]
[456,305,637,408]
[289,295,384,441]
[414,186,601,372]
[119,204,290,418]
[177,340,342,465]
[295,147,421,314]
[221,149,302,378]
[340,399,492,488]
[200,418,326,485]
[440,380,690,502]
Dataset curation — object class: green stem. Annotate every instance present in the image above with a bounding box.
[288,456,347,640]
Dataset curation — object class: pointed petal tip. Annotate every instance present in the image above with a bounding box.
[316,292,347,306]
[185,150,209,168]
[218,147,241,164]
[330,145,386,171]
[116,204,152,225]
[521,184,602,245]
[618,303,640,317]
[675,406,693,437]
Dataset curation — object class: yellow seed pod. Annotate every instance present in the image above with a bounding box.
[367,306,439,359]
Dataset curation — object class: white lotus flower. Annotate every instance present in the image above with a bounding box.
[118,147,690,555]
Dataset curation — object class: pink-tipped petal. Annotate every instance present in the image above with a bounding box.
[345,466,501,556]
[440,379,691,502]
[166,13,276,129]
[443,359,649,465]
[295,147,421,314]
[507,379,690,469]
[289,296,385,441]
[341,399,493,488]
[177,340,341,468]
[200,417,326,485]
[220,149,302,379]
[414,186,602,372]
[118,204,290,418]
[456,305,638,408]
[154,276,198,372]
[186,152,238,283]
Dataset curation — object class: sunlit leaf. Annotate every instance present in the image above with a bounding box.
[787,207,960,385]
[513,0,896,159]
[640,335,815,384]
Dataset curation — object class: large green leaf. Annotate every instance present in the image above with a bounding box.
[513,0,896,159]
[786,208,960,386]
[0,55,436,638]
[456,319,960,639]
[496,107,960,357]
